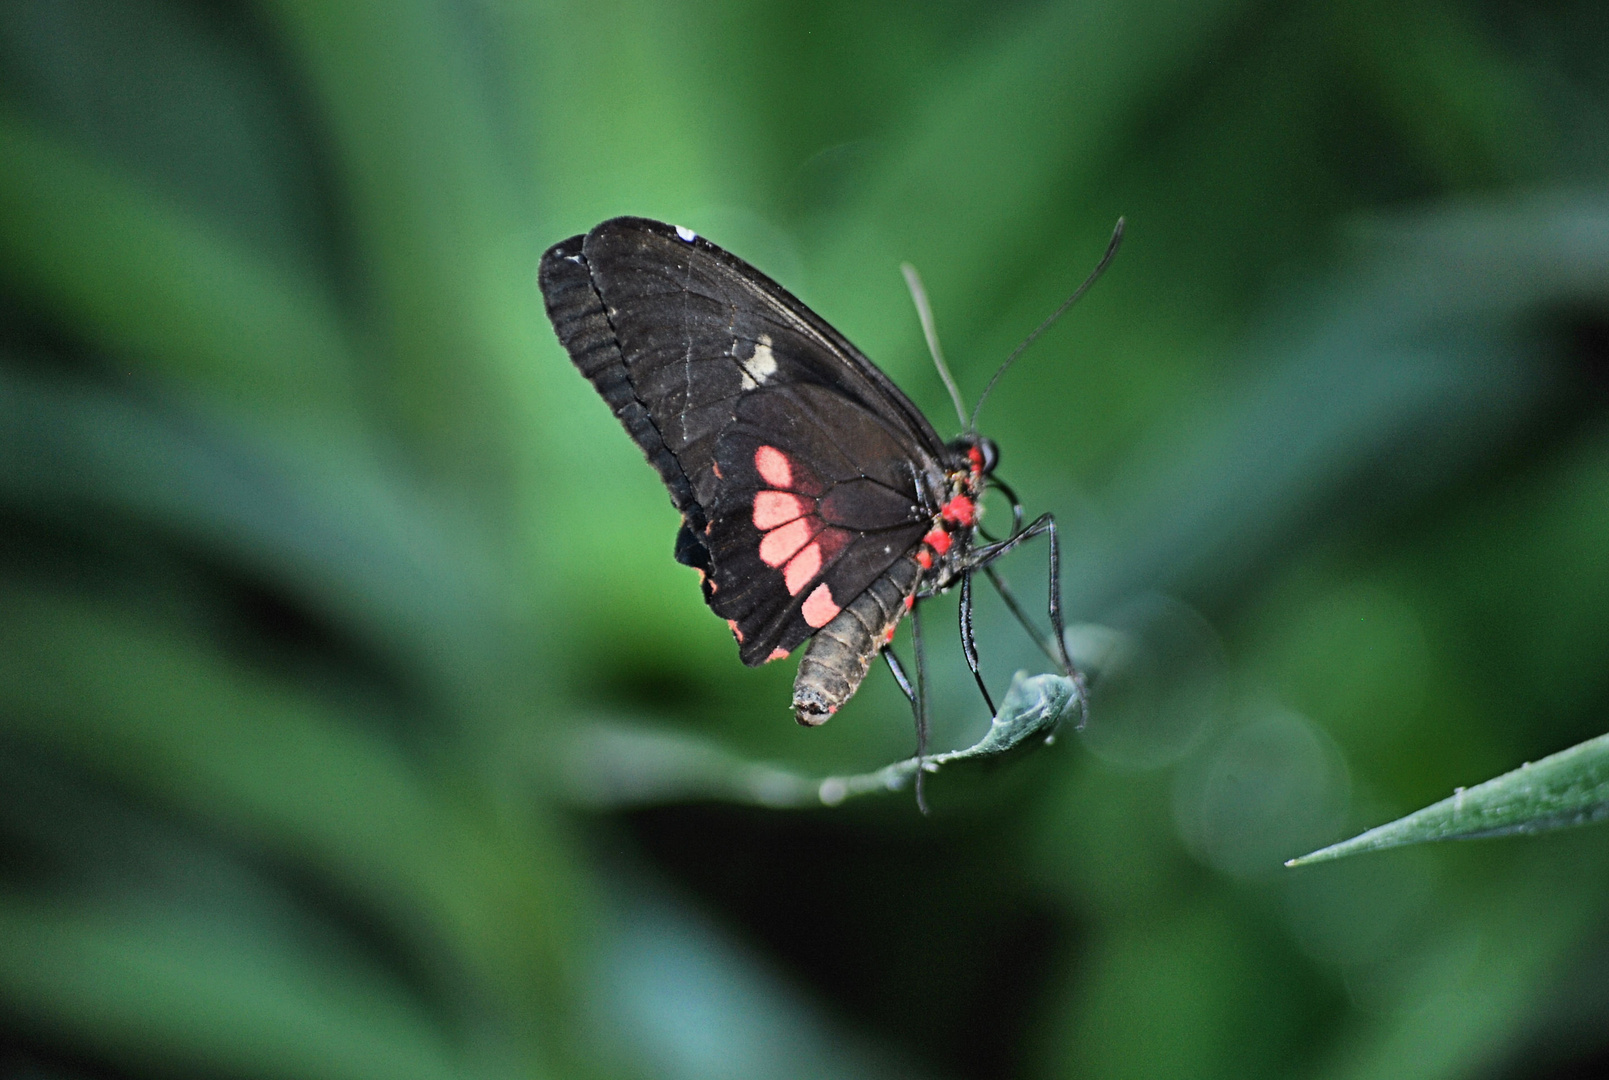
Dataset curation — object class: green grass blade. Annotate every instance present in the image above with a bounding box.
[0,106,360,425]
[0,896,476,1080]
[563,671,1077,810]
[1288,730,1609,867]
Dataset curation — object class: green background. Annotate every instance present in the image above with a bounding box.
[4,1,1609,1077]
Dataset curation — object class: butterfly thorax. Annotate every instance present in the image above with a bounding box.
[913,434,995,592]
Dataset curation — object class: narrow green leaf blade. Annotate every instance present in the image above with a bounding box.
[1287,730,1609,866]
[563,672,1079,810]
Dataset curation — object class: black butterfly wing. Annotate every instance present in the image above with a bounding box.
[539,217,948,663]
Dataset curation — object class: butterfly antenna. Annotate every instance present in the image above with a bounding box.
[902,263,970,431]
[969,217,1125,431]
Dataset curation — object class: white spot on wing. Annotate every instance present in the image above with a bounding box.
[751,336,778,379]
[739,333,779,390]
[675,225,697,242]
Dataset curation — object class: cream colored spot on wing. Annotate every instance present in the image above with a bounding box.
[675,225,697,242]
[739,334,779,390]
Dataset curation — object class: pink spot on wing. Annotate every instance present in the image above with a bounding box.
[753,491,806,530]
[755,445,792,488]
[727,619,743,643]
[802,583,840,628]
[767,648,789,662]
[759,518,815,567]
[784,542,822,595]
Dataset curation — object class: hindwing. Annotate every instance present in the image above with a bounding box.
[705,384,933,663]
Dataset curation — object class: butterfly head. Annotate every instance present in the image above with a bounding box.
[949,433,999,479]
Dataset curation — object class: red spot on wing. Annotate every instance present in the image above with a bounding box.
[915,548,933,570]
[941,495,976,527]
[760,517,817,567]
[767,648,790,662]
[755,445,792,488]
[753,491,807,530]
[922,527,952,555]
[802,583,840,628]
[784,542,822,595]
[904,595,916,610]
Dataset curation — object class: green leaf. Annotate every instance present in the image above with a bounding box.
[562,671,1078,810]
[1287,730,1609,867]
[0,106,360,424]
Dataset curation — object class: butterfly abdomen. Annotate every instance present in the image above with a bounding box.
[792,556,921,725]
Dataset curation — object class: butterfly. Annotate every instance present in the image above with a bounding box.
[539,217,1119,783]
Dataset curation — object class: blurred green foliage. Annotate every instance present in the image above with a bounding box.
[4,1,1609,1079]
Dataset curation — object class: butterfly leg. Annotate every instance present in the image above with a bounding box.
[966,513,1066,664]
[975,478,1062,664]
[981,564,1061,668]
[958,570,997,717]
[879,623,931,813]
[988,476,1026,539]
[954,477,1036,716]
[910,604,931,814]
[966,513,1088,726]
[882,646,916,706]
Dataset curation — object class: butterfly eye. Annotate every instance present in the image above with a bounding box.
[977,437,999,474]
